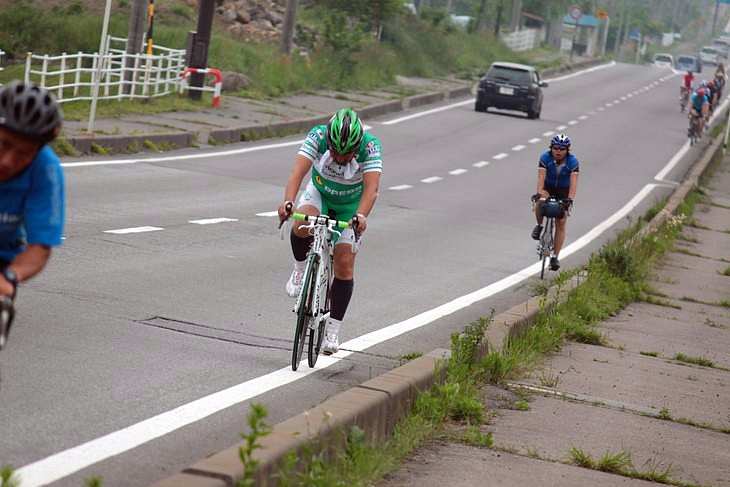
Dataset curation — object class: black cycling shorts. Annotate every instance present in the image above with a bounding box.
[544,185,569,200]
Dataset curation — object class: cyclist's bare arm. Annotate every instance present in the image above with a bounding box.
[1,244,51,296]
[535,167,547,196]
[567,172,579,200]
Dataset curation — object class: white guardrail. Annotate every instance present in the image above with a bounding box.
[16,36,214,104]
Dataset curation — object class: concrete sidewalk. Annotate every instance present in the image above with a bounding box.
[60,76,474,155]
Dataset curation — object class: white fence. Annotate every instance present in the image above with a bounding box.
[22,36,195,103]
[501,28,539,52]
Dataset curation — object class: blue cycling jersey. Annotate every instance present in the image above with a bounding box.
[538,151,579,188]
[691,92,709,111]
[0,145,65,262]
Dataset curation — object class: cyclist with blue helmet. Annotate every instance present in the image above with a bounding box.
[278,108,382,355]
[531,133,579,271]
[0,81,65,349]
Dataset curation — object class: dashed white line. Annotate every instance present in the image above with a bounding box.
[104,226,164,234]
[421,176,443,183]
[189,218,238,225]
[528,138,542,144]
[473,161,490,168]
[449,169,467,175]
[555,125,567,131]
[389,184,413,191]
[568,120,578,125]
[493,153,509,160]
[512,145,526,151]
[578,115,588,120]
[256,211,278,217]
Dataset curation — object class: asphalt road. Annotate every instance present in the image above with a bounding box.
[0,61,710,487]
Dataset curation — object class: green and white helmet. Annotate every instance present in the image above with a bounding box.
[326,108,363,154]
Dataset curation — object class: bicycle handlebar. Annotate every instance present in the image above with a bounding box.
[290,213,351,229]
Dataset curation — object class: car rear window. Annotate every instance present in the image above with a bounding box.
[488,66,531,84]
[677,56,694,63]
[655,55,672,62]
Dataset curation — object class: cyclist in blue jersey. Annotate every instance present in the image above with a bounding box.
[531,134,579,271]
[689,86,710,137]
[0,81,65,349]
[278,108,382,355]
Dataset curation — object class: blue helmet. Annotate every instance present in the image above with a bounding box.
[550,133,571,148]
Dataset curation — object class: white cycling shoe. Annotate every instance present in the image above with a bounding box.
[285,266,305,298]
[322,332,340,355]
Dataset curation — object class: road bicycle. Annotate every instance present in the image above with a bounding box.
[282,212,354,371]
[687,111,701,146]
[532,195,566,280]
[0,295,15,351]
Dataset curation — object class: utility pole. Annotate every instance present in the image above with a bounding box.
[188,0,215,101]
[510,0,522,32]
[124,0,147,94]
[280,0,298,54]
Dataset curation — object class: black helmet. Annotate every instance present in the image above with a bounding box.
[0,81,63,144]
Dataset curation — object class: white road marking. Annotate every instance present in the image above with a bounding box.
[256,211,279,217]
[493,153,509,160]
[512,145,526,151]
[421,176,443,183]
[473,161,490,168]
[528,138,542,144]
[62,140,304,168]
[189,218,238,225]
[104,226,163,234]
[389,184,413,191]
[449,169,467,175]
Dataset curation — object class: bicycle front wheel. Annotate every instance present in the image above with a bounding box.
[292,255,318,371]
[539,219,554,280]
[308,268,331,368]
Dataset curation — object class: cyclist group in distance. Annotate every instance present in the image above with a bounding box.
[682,63,727,139]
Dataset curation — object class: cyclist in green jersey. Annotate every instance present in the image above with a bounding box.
[278,108,382,355]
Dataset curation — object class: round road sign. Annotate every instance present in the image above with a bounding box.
[569,5,583,20]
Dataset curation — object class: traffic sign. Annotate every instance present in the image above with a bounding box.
[596,8,608,21]
[568,5,583,21]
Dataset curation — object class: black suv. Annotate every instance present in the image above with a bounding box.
[475,62,548,119]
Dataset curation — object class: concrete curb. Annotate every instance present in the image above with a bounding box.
[147,114,728,487]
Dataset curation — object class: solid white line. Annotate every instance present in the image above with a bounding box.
[256,211,279,217]
[103,226,163,234]
[381,100,472,125]
[16,181,665,487]
[421,176,443,183]
[189,218,238,225]
[62,140,304,168]
[389,184,413,191]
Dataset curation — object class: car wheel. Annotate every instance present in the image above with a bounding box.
[535,102,542,119]
[475,100,488,112]
[527,106,537,119]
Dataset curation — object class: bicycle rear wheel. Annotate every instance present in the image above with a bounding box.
[292,255,318,371]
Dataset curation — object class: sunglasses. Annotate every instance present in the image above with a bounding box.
[550,146,568,151]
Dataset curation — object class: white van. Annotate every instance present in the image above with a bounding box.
[699,46,720,65]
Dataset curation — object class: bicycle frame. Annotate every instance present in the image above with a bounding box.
[289,213,350,370]
[533,197,562,280]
